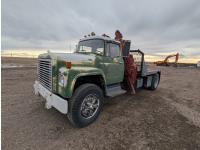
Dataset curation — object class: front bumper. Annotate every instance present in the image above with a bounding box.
[33,81,68,114]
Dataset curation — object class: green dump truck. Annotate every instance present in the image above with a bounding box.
[34,36,160,127]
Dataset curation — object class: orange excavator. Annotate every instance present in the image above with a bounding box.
[154,53,179,66]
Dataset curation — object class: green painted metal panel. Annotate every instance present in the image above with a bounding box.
[38,40,125,98]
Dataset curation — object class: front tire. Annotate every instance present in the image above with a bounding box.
[67,84,104,128]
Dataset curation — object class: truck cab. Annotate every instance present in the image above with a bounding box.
[34,35,160,127]
[76,36,124,85]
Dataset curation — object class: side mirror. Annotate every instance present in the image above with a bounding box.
[95,48,104,55]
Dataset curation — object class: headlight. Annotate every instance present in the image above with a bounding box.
[58,73,65,87]
[58,67,68,87]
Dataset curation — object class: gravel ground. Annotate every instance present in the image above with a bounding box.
[2,57,200,150]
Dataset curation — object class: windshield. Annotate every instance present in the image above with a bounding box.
[76,39,104,55]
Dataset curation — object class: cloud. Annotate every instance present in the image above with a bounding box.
[2,0,200,55]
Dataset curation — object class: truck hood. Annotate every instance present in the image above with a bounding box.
[39,52,95,65]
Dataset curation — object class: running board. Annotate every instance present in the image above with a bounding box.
[106,84,126,97]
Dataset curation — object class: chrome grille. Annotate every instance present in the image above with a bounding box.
[37,58,52,91]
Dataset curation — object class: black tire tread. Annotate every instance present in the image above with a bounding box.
[67,83,103,127]
[149,73,160,90]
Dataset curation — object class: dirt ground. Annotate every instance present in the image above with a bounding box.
[2,57,200,150]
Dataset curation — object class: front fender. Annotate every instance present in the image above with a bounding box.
[59,67,106,98]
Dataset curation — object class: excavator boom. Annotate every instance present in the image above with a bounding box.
[154,53,179,66]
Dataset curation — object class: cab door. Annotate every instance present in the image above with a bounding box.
[101,42,124,85]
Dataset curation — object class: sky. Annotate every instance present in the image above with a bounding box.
[2,0,200,56]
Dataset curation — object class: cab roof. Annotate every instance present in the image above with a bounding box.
[80,36,120,44]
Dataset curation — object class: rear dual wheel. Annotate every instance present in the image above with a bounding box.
[149,73,160,90]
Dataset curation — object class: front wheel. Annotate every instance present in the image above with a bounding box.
[67,84,104,128]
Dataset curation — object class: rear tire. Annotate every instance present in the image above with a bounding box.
[67,83,104,128]
[149,73,160,90]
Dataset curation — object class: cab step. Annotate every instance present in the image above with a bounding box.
[106,84,126,97]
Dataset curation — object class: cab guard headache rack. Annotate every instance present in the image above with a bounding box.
[129,49,144,76]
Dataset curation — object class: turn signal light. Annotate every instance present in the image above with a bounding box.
[65,62,72,69]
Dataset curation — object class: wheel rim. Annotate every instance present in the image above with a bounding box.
[80,94,100,119]
[154,74,159,88]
